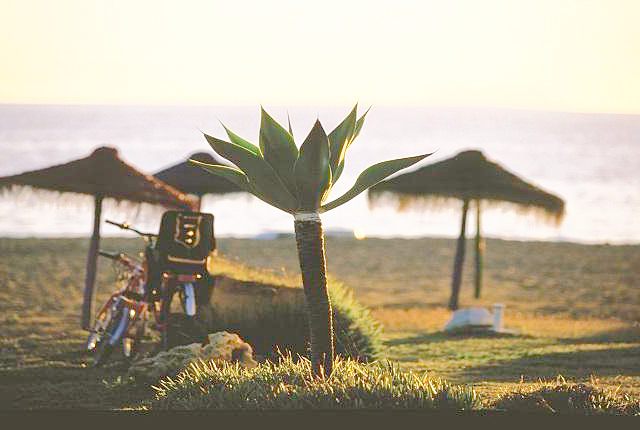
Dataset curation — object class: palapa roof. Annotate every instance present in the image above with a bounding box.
[0,146,194,209]
[154,152,244,196]
[369,150,565,222]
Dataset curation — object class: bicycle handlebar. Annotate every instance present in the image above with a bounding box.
[105,219,157,238]
[99,250,140,270]
[98,250,123,260]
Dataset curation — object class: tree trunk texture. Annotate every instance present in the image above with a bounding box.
[294,217,335,378]
[474,200,484,299]
[448,199,469,310]
[82,194,103,330]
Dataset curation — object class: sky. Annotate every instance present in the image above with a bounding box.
[1,0,639,113]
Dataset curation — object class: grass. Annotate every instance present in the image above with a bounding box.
[147,354,480,411]
[493,377,640,415]
[218,236,640,320]
[0,236,638,410]
[217,236,640,401]
[206,255,383,362]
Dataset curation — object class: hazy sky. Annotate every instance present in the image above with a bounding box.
[1,0,639,113]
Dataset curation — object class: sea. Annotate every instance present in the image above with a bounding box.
[0,104,638,244]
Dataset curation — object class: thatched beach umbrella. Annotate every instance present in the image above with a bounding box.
[0,146,194,329]
[154,152,244,209]
[369,150,564,310]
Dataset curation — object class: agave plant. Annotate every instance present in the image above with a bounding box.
[192,105,431,377]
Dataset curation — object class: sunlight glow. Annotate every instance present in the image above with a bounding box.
[1,0,639,113]
[353,228,367,241]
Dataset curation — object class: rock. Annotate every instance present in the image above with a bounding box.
[128,331,257,381]
[444,307,493,332]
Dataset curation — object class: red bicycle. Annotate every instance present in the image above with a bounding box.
[86,217,212,365]
[86,252,155,366]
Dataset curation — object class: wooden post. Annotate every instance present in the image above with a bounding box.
[474,200,484,299]
[448,199,469,310]
[193,194,202,212]
[81,194,103,330]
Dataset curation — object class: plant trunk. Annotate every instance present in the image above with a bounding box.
[448,199,469,311]
[294,213,334,378]
[81,194,103,330]
[474,200,484,299]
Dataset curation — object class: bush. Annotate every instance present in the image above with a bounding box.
[147,354,480,410]
[494,377,640,415]
[198,256,383,362]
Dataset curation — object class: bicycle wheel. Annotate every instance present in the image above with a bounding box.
[128,317,147,359]
[86,302,114,352]
[93,305,129,367]
[159,291,172,351]
[177,283,209,344]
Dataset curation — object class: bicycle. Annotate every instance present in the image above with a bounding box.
[86,249,152,366]
[86,216,212,365]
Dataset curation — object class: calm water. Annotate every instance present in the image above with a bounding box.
[0,104,638,244]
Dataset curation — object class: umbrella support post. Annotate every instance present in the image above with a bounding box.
[474,200,484,299]
[448,199,469,310]
[81,194,103,330]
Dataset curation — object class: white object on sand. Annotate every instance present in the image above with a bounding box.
[493,303,505,331]
[444,307,493,331]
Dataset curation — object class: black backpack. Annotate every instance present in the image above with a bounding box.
[156,211,215,275]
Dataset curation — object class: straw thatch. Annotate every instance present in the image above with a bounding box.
[0,146,194,209]
[369,150,565,223]
[0,146,195,330]
[369,149,565,310]
[154,152,243,197]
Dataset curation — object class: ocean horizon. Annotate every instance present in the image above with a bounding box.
[1,104,638,244]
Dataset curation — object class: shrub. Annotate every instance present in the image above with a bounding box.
[195,256,383,362]
[147,354,480,410]
[494,377,640,415]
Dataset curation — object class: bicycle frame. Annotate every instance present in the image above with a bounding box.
[88,218,211,361]
[87,250,157,358]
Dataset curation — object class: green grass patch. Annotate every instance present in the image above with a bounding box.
[205,256,383,362]
[493,377,640,415]
[147,354,480,410]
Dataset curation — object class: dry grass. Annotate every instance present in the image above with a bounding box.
[376,308,640,401]
[0,236,638,410]
[218,236,640,401]
[374,307,637,340]
[492,376,640,414]
[218,236,640,320]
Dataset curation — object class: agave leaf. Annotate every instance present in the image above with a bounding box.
[332,162,346,185]
[221,124,261,156]
[293,120,332,211]
[331,105,371,184]
[328,104,357,183]
[188,160,252,191]
[203,132,298,212]
[287,113,294,136]
[320,153,432,212]
[259,107,299,195]
[352,106,371,142]
[191,160,292,213]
